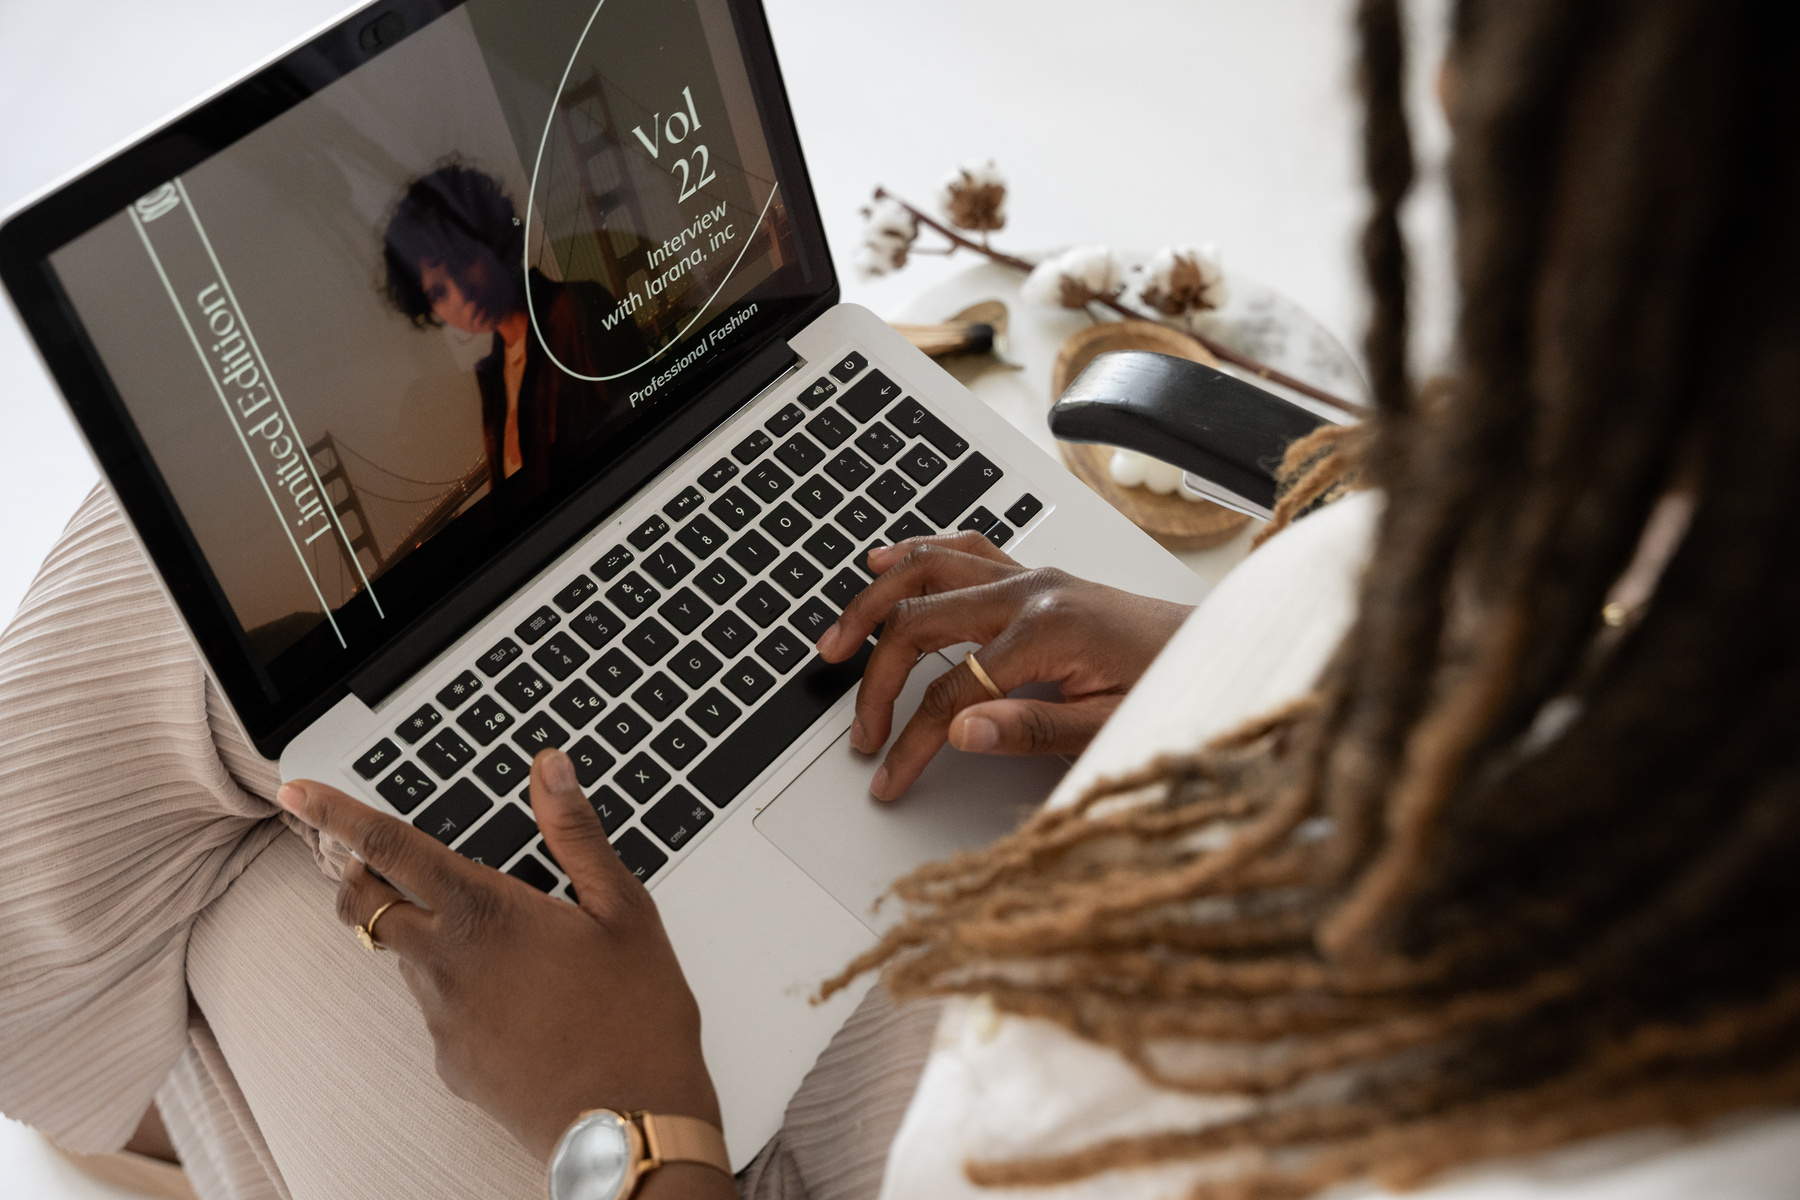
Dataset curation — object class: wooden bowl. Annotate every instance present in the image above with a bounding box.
[1050,321,1253,551]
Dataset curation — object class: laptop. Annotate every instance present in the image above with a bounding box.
[0,0,1206,1166]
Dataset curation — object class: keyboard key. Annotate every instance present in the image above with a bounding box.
[834,496,883,539]
[824,448,875,491]
[756,627,810,674]
[651,720,705,770]
[830,351,868,383]
[899,443,948,486]
[658,587,714,635]
[354,738,402,780]
[702,612,757,658]
[887,397,969,459]
[986,522,1014,548]
[855,422,904,463]
[567,736,615,787]
[615,753,672,804]
[733,430,773,464]
[759,502,811,547]
[886,512,934,543]
[664,486,705,521]
[606,572,660,619]
[593,545,634,581]
[509,854,558,892]
[958,506,1001,534]
[474,745,530,795]
[413,778,489,842]
[624,617,678,664]
[670,643,724,688]
[612,828,668,882]
[688,643,874,808]
[477,638,522,677]
[738,581,791,627]
[1004,494,1043,525]
[457,696,515,745]
[510,711,569,756]
[588,786,633,834]
[458,804,538,869]
[588,648,644,696]
[806,408,855,449]
[550,679,606,729]
[597,703,654,753]
[793,475,843,518]
[571,600,626,650]
[644,786,713,851]
[698,457,739,492]
[774,432,825,475]
[799,376,838,409]
[868,471,918,513]
[766,402,806,437]
[802,524,854,568]
[919,452,1002,526]
[436,671,481,710]
[630,515,670,551]
[790,596,838,641]
[515,606,559,645]
[675,514,728,559]
[694,559,747,604]
[840,369,900,421]
[722,657,777,704]
[553,575,598,613]
[532,632,590,681]
[396,704,442,745]
[745,462,793,503]
[854,544,884,578]
[642,543,694,589]
[686,688,742,737]
[497,664,553,712]
[772,553,823,598]
[376,761,437,813]
[418,728,476,779]
[629,674,685,724]
[726,530,778,574]
[823,569,866,609]
[709,486,761,530]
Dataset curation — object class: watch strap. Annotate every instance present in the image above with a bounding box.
[637,1112,730,1176]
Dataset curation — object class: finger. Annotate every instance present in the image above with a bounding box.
[948,696,1117,758]
[817,535,1019,661]
[865,529,1019,576]
[277,779,476,911]
[527,748,640,913]
[336,857,434,957]
[869,658,1005,800]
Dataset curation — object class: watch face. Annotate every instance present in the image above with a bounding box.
[550,1110,637,1200]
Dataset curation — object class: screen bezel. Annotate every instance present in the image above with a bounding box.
[0,0,838,758]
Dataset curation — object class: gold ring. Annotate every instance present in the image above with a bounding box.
[357,900,401,953]
[965,651,1005,701]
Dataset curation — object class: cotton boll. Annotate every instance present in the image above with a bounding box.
[1021,245,1122,309]
[856,198,918,276]
[1139,244,1229,316]
[1109,448,1150,488]
[938,160,1007,234]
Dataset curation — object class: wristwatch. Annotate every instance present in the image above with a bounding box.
[547,1109,730,1200]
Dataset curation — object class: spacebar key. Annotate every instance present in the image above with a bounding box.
[917,452,1002,526]
[687,642,875,808]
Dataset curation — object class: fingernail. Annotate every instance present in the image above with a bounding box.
[816,624,840,658]
[958,717,999,753]
[275,783,305,813]
[870,766,889,800]
[850,715,866,749]
[542,749,576,791]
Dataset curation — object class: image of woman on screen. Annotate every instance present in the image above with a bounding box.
[382,163,645,500]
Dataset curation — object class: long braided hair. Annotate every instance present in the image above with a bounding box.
[825,0,1800,1193]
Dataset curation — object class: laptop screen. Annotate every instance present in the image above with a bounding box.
[9,0,834,749]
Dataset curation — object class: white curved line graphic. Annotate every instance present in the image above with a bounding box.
[523,0,780,383]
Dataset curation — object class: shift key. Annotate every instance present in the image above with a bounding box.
[917,453,1002,527]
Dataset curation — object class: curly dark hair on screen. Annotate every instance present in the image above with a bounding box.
[823,0,1800,1194]
[382,160,526,329]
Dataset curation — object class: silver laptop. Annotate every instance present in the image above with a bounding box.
[0,0,1205,1165]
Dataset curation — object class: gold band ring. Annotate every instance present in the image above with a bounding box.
[965,651,1006,701]
[357,899,402,953]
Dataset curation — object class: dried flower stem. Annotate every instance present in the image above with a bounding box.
[874,188,1366,416]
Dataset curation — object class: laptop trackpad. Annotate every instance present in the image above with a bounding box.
[753,652,1069,933]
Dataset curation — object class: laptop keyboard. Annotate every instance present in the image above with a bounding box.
[346,348,1048,899]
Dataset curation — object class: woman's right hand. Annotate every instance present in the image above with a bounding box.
[814,532,1192,801]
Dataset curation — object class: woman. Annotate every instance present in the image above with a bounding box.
[2,0,1797,1197]
[382,163,643,500]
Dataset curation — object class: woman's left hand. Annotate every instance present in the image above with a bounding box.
[276,749,720,1165]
